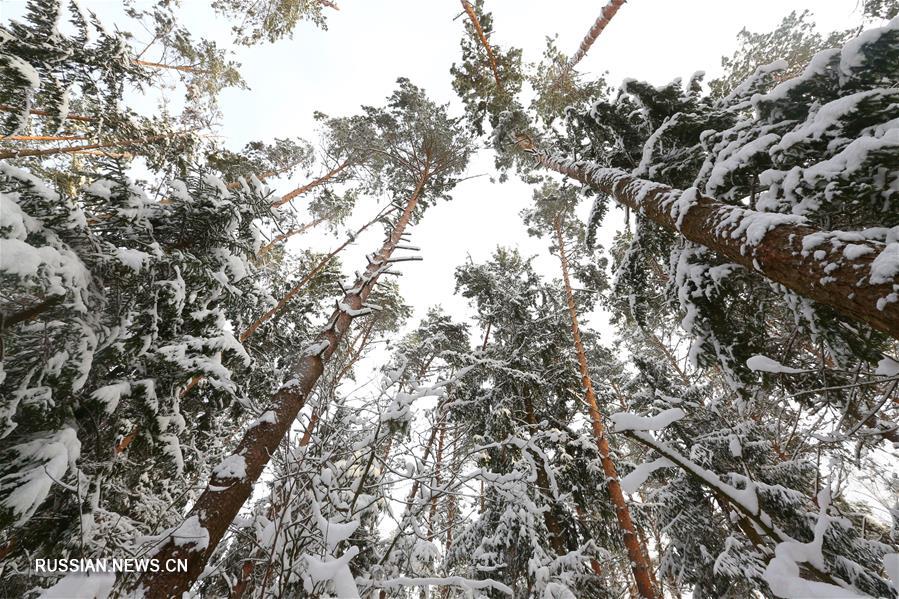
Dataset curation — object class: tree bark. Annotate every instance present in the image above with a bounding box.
[532,151,899,340]
[552,0,626,88]
[553,216,659,599]
[460,0,502,90]
[0,132,188,160]
[270,160,350,208]
[133,163,430,598]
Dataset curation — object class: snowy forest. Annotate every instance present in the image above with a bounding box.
[1,0,898,597]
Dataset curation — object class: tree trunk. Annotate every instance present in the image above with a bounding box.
[460,0,502,90]
[240,207,389,342]
[532,151,899,340]
[3,135,88,141]
[0,103,94,122]
[231,333,374,598]
[0,132,188,160]
[554,0,626,85]
[179,211,385,399]
[271,160,350,208]
[553,216,659,599]
[133,163,430,598]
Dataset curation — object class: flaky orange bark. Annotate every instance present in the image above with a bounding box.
[554,216,658,599]
[550,0,627,88]
[270,160,350,208]
[529,149,899,340]
[460,0,502,89]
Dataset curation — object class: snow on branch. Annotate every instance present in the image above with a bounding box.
[610,408,685,432]
[359,575,513,595]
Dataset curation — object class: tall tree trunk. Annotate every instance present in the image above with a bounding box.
[551,0,626,88]
[240,207,390,342]
[0,132,188,160]
[460,0,502,90]
[134,163,431,598]
[179,211,386,400]
[271,160,350,208]
[553,216,659,599]
[529,150,899,340]
[231,322,374,599]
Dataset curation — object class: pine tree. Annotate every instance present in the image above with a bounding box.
[0,152,331,595]
[449,248,631,598]
[505,19,899,340]
[212,0,335,46]
[451,0,525,139]
[524,183,658,598]
[132,79,472,598]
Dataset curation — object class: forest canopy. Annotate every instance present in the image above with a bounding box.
[1,1,898,598]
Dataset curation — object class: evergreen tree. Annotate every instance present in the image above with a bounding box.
[449,248,630,598]
[134,79,473,598]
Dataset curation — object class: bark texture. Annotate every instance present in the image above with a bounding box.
[550,0,626,88]
[535,152,899,340]
[554,217,659,599]
[271,160,350,208]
